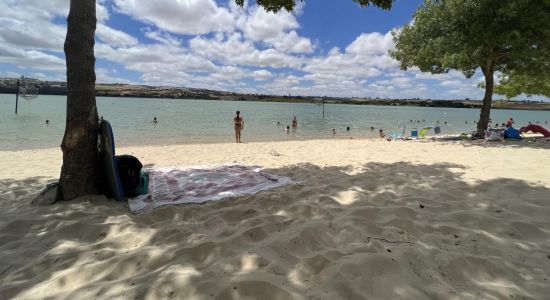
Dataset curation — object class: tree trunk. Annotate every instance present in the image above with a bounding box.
[59,0,101,200]
[476,61,494,137]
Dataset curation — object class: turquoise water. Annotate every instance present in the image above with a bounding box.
[1,94,549,150]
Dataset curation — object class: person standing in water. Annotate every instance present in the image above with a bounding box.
[506,117,514,127]
[234,110,244,143]
[292,116,298,128]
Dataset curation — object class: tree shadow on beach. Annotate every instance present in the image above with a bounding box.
[433,136,550,150]
[1,162,550,299]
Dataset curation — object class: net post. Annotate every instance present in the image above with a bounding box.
[15,79,19,115]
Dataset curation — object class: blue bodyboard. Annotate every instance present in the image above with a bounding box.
[99,120,124,201]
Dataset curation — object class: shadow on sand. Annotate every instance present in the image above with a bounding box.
[432,136,550,150]
[1,162,549,299]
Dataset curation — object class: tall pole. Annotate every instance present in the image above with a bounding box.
[15,79,19,115]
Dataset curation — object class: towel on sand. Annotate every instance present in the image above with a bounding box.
[128,164,294,214]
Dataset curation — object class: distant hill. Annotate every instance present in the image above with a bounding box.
[1,78,548,111]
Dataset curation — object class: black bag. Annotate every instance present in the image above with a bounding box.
[115,155,143,194]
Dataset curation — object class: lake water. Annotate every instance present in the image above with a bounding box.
[1,94,549,150]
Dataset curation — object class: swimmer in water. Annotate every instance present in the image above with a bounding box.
[332,128,336,134]
[285,125,290,134]
[346,126,350,132]
[292,116,298,128]
[379,129,385,138]
[370,126,374,131]
[45,120,49,126]
[153,117,158,123]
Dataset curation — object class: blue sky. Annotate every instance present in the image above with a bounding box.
[0,0,543,100]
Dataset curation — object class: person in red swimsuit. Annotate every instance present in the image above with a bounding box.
[506,117,514,128]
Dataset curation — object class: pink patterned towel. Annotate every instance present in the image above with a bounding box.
[128,164,294,214]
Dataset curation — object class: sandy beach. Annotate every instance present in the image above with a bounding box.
[1,138,550,299]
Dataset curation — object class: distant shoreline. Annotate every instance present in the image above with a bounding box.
[3,92,550,112]
[1,78,549,111]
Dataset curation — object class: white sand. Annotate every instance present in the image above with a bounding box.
[1,138,550,299]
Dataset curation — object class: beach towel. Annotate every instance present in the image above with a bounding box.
[128,164,295,214]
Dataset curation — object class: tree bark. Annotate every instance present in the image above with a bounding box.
[476,60,494,137]
[59,0,101,200]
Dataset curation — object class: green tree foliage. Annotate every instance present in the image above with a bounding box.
[235,0,394,12]
[495,71,550,99]
[390,0,550,136]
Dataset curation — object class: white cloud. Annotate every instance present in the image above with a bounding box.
[0,17,65,51]
[439,80,463,87]
[253,69,274,81]
[299,32,398,90]
[96,68,136,84]
[0,0,112,76]
[0,43,65,72]
[113,0,234,35]
[265,30,314,54]
[0,0,67,52]
[301,39,390,83]
[96,43,218,73]
[236,6,313,53]
[143,29,182,47]
[96,24,138,48]
[346,32,394,56]
[96,1,110,22]
[237,6,299,41]
[189,33,302,68]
